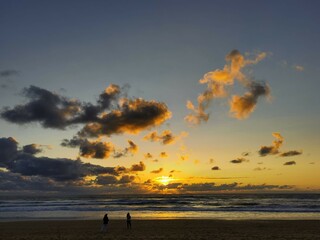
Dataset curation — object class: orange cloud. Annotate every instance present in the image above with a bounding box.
[186,49,269,124]
[258,132,284,157]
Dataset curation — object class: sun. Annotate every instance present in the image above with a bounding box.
[156,176,172,186]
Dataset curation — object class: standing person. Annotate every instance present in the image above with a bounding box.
[126,212,131,229]
[101,213,109,233]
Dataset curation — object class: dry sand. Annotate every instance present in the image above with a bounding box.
[0,219,319,240]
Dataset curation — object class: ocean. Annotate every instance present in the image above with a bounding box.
[0,193,319,221]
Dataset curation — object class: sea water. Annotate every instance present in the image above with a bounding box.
[0,193,319,221]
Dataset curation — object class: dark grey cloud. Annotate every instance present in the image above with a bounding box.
[79,98,171,137]
[1,85,82,129]
[211,166,221,170]
[0,70,19,77]
[284,161,296,166]
[0,171,60,191]
[95,175,118,185]
[0,137,18,167]
[230,158,248,164]
[130,161,146,172]
[62,137,114,159]
[1,85,171,137]
[118,175,135,184]
[10,155,117,181]
[156,182,293,192]
[22,144,43,155]
[0,137,118,181]
[279,150,302,157]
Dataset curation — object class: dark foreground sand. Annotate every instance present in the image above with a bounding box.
[0,220,319,240]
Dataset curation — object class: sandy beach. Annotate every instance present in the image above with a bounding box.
[0,220,319,240]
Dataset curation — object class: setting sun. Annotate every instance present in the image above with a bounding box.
[156,176,173,186]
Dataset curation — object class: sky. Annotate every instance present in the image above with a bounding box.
[0,0,319,195]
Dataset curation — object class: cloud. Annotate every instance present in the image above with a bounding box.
[0,137,18,167]
[211,166,221,170]
[113,140,138,158]
[1,85,82,129]
[159,182,293,193]
[258,132,284,156]
[130,161,146,172]
[230,158,249,164]
[144,130,187,145]
[95,175,118,185]
[159,152,168,158]
[258,133,302,158]
[242,152,250,156]
[253,167,270,171]
[144,153,153,159]
[1,85,171,136]
[279,150,302,157]
[284,161,296,166]
[230,81,270,119]
[0,70,19,77]
[95,174,135,185]
[293,65,304,72]
[22,144,43,155]
[179,155,189,161]
[0,137,118,181]
[150,168,163,174]
[62,137,114,159]
[185,49,269,124]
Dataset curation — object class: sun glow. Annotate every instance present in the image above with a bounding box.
[156,176,172,186]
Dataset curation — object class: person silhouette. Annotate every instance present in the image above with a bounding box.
[126,212,132,229]
[101,213,109,233]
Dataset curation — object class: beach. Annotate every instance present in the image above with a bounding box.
[0,220,319,240]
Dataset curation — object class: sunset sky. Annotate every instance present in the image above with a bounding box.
[0,0,319,195]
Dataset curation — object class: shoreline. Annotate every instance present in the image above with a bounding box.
[1,219,319,240]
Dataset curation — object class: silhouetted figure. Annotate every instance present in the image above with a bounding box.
[126,212,132,229]
[101,213,109,233]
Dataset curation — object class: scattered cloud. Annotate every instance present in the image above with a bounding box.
[258,132,284,156]
[144,153,153,159]
[258,133,302,158]
[179,155,189,161]
[211,166,221,170]
[0,70,19,77]
[230,158,249,164]
[150,168,163,174]
[242,152,250,157]
[159,152,168,158]
[61,137,114,159]
[185,49,270,124]
[156,182,293,193]
[130,161,146,172]
[230,81,270,119]
[253,167,271,171]
[279,150,302,157]
[284,161,296,166]
[113,140,139,158]
[1,84,171,161]
[144,130,187,145]
[22,144,43,155]
[293,65,304,72]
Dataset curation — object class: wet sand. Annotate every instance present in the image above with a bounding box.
[0,219,319,240]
